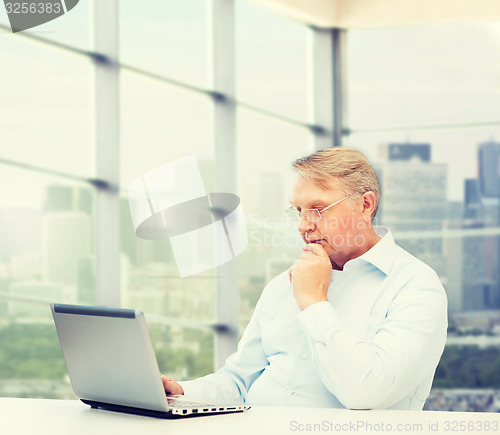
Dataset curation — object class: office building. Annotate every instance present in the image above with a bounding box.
[443,222,462,313]
[77,256,96,305]
[0,208,42,264]
[44,185,92,215]
[445,142,500,312]
[455,143,500,311]
[444,221,491,312]
[380,143,431,162]
[376,145,447,272]
[9,252,40,281]
[478,141,500,198]
[446,201,464,222]
[42,212,91,289]
[464,178,482,220]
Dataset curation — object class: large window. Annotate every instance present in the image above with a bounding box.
[119,0,208,89]
[1,0,499,411]
[236,109,312,329]
[0,0,312,397]
[0,4,94,398]
[234,1,312,332]
[346,22,500,302]
[346,23,500,408]
[235,0,308,121]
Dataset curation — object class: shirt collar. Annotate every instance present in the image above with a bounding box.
[344,226,396,275]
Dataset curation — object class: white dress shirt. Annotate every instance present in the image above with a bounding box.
[180,227,448,409]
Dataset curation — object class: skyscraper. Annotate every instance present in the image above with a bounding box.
[445,221,490,312]
[379,143,431,162]
[477,141,500,310]
[449,142,500,312]
[377,144,446,274]
[44,185,93,215]
[41,184,94,297]
[464,178,482,219]
[42,212,91,288]
[478,140,500,198]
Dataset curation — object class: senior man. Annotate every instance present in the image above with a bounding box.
[163,147,448,410]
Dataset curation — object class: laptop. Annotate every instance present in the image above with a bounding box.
[50,303,250,418]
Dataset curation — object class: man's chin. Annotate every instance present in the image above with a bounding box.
[323,247,343,270]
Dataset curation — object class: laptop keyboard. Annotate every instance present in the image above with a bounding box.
[167,396,218,409]
[168,399,210,409]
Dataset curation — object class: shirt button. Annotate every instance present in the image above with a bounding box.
[302,354,308,359]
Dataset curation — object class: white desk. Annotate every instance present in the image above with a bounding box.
[1,398,499,435]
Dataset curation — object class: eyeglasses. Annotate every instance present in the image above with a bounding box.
[285,195,350,223]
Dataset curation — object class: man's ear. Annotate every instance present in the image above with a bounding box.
[361,191,376,223]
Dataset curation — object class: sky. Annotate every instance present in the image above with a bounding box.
[346,21,500,201]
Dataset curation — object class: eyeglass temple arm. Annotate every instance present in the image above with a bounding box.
[320,195,349,214]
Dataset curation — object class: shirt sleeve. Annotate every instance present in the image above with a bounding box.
[179,288,269,404]
[297,281,448,410]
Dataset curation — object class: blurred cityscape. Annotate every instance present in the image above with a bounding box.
[1,142,500,411]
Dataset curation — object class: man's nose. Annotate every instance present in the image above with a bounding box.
[297,215,315,233]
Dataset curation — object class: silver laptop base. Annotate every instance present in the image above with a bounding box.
[81,399,248,419]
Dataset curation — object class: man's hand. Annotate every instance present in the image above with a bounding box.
[161,375,184,396]
[289,243,332,311]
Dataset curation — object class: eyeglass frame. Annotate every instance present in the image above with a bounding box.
[286,195,351,223]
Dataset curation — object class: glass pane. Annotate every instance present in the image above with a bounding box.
[119,0,208,89]
[120,71,215,325]
[236,0,309,122]
[346,128,500,277]
[0,0,90,51]
[347,22,500,130]
[345,129,500,203]
[0,317,72,399]
[120,72,213,187]
[0,34,93,176]
[151,325,214,381]
[236,108,313,330]
[346,130,500,407]
[0,166,97,399]
[347,21,500,411]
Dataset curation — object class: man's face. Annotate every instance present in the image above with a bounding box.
[290,174,369,270]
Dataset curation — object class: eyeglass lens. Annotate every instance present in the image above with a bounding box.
[286,208,320,222]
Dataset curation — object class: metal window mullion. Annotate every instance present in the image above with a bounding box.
[333,29,347,147]
[0,22,327,135]
[94,0,120,307]
[310,27,346,149]
[211,0,238,370]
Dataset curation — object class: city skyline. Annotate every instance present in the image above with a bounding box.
[3,140,500,314]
